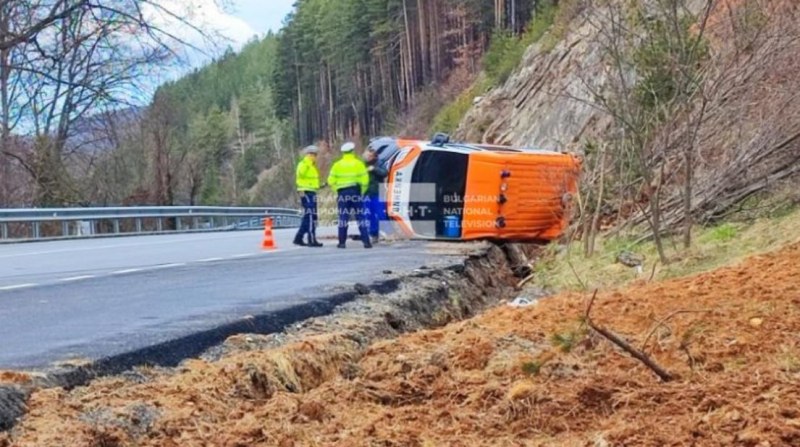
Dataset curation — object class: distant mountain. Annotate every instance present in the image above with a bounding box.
[67,106,145,155]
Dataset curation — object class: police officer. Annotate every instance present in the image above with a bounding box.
[327,142,371,249]
[293,145,323,247]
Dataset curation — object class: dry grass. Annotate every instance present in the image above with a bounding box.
[537,206,800,292]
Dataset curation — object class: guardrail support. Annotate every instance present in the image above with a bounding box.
[156,218,163,232]
[1,222,7,239]
[33,222,40,239]
[135,218,143,233]
[62,221,69,237]
[113,219,120,234]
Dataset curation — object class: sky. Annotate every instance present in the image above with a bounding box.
[189,0,295,51]
[229,0,296,37]
[147,0,295,85]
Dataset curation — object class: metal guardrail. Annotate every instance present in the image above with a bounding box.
[0,206,302,241]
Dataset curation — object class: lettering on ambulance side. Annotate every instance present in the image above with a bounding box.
[387,146,419,236]
[391,170,404,216]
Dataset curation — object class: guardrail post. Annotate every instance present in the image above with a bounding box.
[33,222,40,239]
[192,217,199,230]
[62,221,69,237]
[135,218,143,233]
[156,218,163,232]
[113,219,120,234]
[176,218,182,231]
[1,222,7,239]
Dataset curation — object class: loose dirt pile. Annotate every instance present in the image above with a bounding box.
[3,243,800,446]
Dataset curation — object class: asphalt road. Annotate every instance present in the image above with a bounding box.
[0,228,447,369]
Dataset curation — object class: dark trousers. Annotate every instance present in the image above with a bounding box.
[363,193,384,238]
[337,186,370,245]
[295,191,318,243]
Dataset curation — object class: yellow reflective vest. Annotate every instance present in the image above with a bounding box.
[327,153,369,194]
[295,155,321,192]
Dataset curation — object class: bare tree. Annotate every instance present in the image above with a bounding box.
[572,0,720,262]
[0,0,221,206]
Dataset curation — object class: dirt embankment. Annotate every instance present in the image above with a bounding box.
[3,241,800,446]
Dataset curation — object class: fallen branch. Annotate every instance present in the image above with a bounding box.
[584,290,675,382]
[516,272,535,290]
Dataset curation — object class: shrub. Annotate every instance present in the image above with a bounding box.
[483,1,558,86]
[429,76,490,135]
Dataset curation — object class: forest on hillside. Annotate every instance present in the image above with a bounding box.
[1,0,552,208]
[142,0,550,208]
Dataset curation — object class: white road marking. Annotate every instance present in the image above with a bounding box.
[0,283,37,291]
[111,268,143,275]
[111,262,186,276]
[231,254,256,259]
[0,230,287,259]
[198,257,223,263]
[149,263,186,270]
[59,275,95,282]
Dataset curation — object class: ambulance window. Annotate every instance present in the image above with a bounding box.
[408,151,468,237]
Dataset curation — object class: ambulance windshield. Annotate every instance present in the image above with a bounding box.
[408,150,468,237]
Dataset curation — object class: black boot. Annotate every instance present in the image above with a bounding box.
[308,234,323,247]
[293,237,307,247]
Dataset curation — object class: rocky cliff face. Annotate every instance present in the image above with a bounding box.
[458,0,800,224]
[456,6,611,151]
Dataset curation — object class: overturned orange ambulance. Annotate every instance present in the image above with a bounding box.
[379,134,581,241]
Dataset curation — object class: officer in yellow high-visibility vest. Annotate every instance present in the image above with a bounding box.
[293,145,323,247]
[327,142,371,249]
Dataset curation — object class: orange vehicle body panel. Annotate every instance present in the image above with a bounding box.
[385,139,581,241]
[460,151,580,241]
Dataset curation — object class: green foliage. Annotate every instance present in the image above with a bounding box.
[540,0,582,52]
[483,1,557,86]
[550,327,586,353]
[707,223,738,243]
[521,361,544,376]
[430,77,490,135]
[483,30,521,86]
[633,12,710,117]
[200,163,221,205]
[151,33,297,206]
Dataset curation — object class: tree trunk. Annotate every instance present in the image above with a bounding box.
[417,0,428,85]
[402,0,414,105]
[588,146,607,257]
[682,145,693,249]
[651,163,668,265]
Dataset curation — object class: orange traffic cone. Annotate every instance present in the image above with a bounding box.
[262,218,276,250]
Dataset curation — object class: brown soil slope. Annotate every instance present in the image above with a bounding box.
[4,243,800,447]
